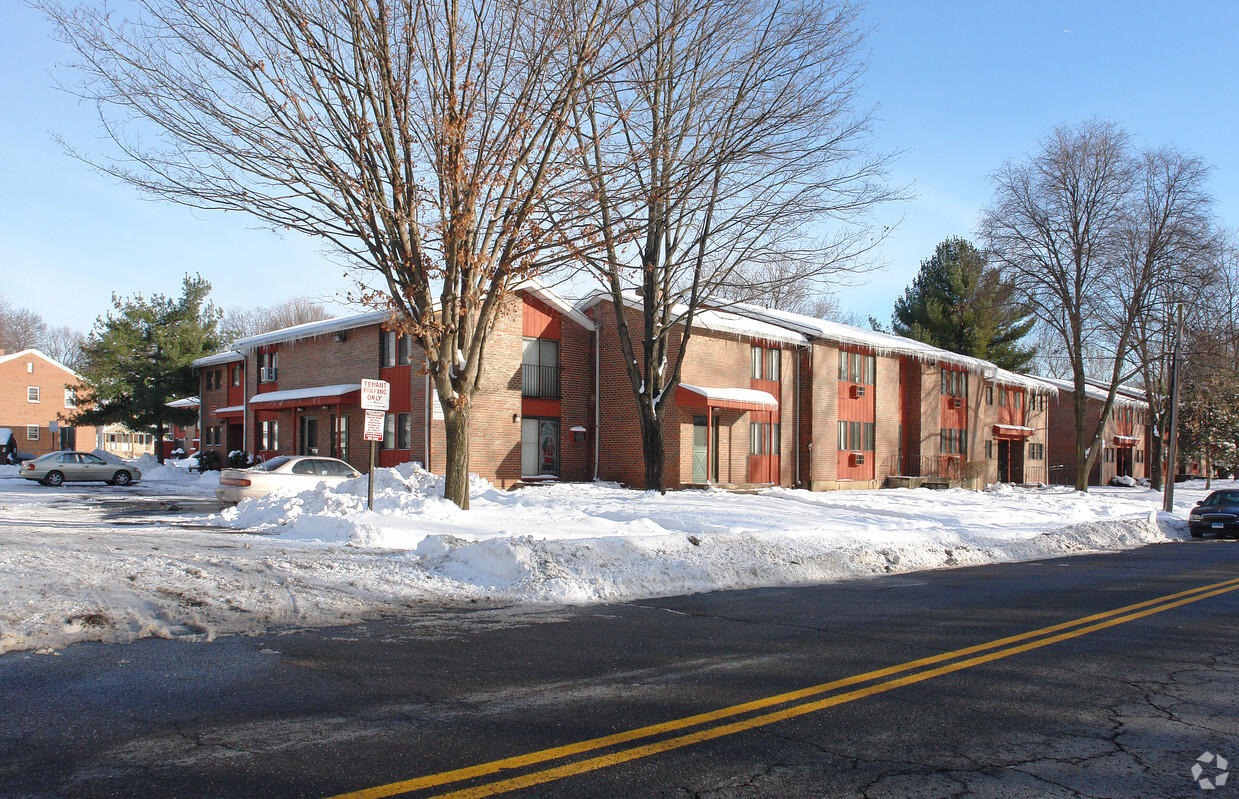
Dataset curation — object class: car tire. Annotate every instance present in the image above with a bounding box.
[46,471,64,487]
[1190,528,1204,538]
[112,471,133,487]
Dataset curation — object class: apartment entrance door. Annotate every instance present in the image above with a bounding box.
[692,415,719,484]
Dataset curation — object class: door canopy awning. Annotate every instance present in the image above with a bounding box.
[1114,435,1140,446]
[213,405,245,419]
[676,383,778,412]
[248,383,363,411]
[992,423,1034,438]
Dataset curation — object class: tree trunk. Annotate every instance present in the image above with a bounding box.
[1073,380,1092,492]
[640,409,667,494]
[442,404,472,510]
[1148,433,1163,491]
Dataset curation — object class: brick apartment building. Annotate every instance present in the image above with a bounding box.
[193,281,595,487]
[579,293,809,489]
[0,349,97,458]
[722,304,1056,490]
[1042,378,1152,486]
[192,286,1150,493]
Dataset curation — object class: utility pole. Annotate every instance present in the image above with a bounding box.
[1163,305,1184,513]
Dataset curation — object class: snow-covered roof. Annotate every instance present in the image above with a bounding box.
[229,311,389,352]
[249,384,362,406]
[575,292,809,347]
[0,428,11,445]
[678,384,779,410]
[192,350,245,369]
[1037,377,1148,408]
[715,301,1057,394]
[213,405,245,415]
[166,397,200,409]
[516,277,598,331]
[0,348,85,381]
[993,424,1035,435]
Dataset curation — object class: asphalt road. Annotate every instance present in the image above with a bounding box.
[2,541,1237,799]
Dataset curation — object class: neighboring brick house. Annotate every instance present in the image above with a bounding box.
[193,281,596,487]
[579,293,809,490]
[1042,378,1152,486]
[0,349,97,458]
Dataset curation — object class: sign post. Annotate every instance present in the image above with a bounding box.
[360,380,390,510]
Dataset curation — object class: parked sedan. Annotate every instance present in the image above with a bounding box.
[1188,490,1239,538]
[22,451,142,487]
[216,455,362,503]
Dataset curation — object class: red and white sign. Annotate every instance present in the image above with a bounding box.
[363,409,385,442]
[360,379,390,411]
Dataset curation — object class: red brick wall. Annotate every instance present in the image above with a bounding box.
[0,353,97,457]
[589,301,797,489]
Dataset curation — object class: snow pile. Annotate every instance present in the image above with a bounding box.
[0,468,1221,654]
[209,465,1197,604]
[0,465,18,479]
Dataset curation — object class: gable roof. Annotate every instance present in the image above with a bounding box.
[1036,377,1148,408]
[0,349,85,382]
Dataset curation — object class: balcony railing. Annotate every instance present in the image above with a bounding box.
[522,363,560,399]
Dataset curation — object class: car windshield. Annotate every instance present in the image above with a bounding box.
[1203,492,1239,506]
[253,456,292,472]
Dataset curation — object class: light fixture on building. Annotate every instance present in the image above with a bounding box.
[334,332,347,342]
[513,413,520,423]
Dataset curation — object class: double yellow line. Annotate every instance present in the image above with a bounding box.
[328,576,1239,799]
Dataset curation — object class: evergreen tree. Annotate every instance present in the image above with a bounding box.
[892,237,1036,371]
[70,276,221,462]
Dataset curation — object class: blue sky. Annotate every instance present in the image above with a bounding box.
[3,0,1236,332]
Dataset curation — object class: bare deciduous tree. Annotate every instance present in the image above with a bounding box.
[983,120,1215,491]
[0,293,49,354]
[46,0,634,508]
[41,325,88,372]
[570,0,899,491]
[1125,154,1218,489]
[221,296,332,342]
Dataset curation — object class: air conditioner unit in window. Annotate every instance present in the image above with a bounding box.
[851,385,866,398]
[850,452,865,465]
[262,367,278,383]
[950,397,963,409]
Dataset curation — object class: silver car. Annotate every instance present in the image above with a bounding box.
[216,455,362,503]
[22,451,142,487]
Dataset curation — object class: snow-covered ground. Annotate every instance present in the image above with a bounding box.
[0,456,1222,655]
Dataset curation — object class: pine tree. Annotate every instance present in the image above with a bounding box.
[70,275,221,462]
[892,237,1036,371]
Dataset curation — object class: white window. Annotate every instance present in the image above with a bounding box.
[26,362,33,374]
[64,389,76,408]
[27,386,40,403]
[27,425,39,441]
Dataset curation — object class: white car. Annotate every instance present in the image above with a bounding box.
[216,455,362,502]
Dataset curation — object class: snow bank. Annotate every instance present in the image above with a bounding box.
[0,468,1220,655]
[209,465,1198,603]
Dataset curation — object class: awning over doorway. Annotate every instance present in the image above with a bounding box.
[676,384,778,413]
[212,405,244,419]
[992,424,1034,438]
[248,384,362,411]
[1114,435,1140,446]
